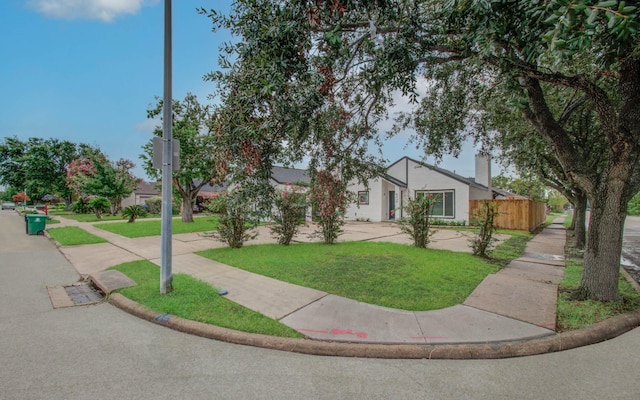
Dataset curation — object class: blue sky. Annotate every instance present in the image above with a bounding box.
[0,0,496,181]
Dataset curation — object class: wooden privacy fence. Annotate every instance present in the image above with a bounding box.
[469,199,547,232]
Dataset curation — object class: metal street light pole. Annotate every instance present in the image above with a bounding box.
[160,0,173,294]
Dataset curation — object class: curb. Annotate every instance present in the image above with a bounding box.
[109,293,640,359]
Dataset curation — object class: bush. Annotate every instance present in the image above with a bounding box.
[310,171,348,244]
[145,197,162,214]
[122,205,148,223]
[399,193,436,248]
[270,187,308,245]
[469,200,499,257]
[205,186,258,248]
[72,196,92,214]
[205,193,227,214]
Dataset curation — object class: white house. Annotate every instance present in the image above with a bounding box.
[345,155,493,224]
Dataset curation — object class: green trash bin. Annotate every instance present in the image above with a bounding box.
[26,214,48,235]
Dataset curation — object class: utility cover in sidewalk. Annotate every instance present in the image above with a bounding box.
[89,270,137,294]
[66,283,104,304]
[47,282,104,308]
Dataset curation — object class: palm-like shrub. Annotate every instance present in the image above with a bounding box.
[122,205,148,223]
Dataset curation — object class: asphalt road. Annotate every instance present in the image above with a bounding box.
[1,210,639,399]
[623,216,640,267]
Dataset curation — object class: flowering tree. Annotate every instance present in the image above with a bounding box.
[12,192,30,204]
[270,185,308,245]
[66,156,140,214]
[400,193,436,248]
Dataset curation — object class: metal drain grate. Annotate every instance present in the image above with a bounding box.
[64,282,104,305]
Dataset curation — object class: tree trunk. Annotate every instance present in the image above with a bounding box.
[579,184,627,302]
[573,192,587,249]
[181,194,194,223]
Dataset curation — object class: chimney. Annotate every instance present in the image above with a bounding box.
[475,154,492,195]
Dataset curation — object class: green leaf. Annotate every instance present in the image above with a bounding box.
[597,1,618,7]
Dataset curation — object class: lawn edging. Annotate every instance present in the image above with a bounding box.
[109,293,640,359]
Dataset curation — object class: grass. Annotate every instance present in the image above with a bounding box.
[110,260,302,338]
[556,259,640,331]
[94,215,219,238]
[46,226,108,245]
[47,210,127,222]
[197,241,500,311]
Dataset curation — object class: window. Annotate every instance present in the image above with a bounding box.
[416,190,455,218]
[358,191,369,205]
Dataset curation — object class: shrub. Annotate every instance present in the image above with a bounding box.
[469,200,500,257]
[310,171,348,244]
[122,205,148,223]
[399,192,436,248]
[144,197,162,214]
[205,193,227,214]
[72,195,92,214]
[270,187,308,245]
[205,186,258,248]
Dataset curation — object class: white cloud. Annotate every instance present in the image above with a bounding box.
[134,118,160,133]
[28,0,159,22]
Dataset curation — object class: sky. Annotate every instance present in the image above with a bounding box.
[0,0,501,182]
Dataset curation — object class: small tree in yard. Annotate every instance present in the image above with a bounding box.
[207,185,258,248]
[400,193,436,248]
[470,201,500,258]
[310,171,348,245]
[270,186,308,245]
[89,197,110,220]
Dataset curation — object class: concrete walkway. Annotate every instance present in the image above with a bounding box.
[49,214,566,345]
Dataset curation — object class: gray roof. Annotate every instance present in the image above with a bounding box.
[393,157,488,190]
[271,166,311,185]
[381,173,407,188]
[135,182,161,195]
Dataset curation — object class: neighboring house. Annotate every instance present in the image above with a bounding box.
[270,165,312,189]
[345,155,493,224]
[121,181,161,208]
[492,187,529,200]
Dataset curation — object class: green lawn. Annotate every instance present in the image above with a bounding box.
[47,210,127,222]
[197,241,500,311]
[94,216,219,238]
[110,261,302,338]
[46,226,108,245]
[557,260,640,331]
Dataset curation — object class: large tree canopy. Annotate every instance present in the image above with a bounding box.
[204,0,640,301]
[0,136,99,203]
[141,93,226,222]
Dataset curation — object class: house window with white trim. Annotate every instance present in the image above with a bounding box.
[358,191,369,205]
[416,190,455,218]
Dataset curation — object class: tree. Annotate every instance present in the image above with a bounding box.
[0,136,99,204]
[68,154,140,214]
[141,93,226,223]
[485,77,609,250]
[202,1,640,302]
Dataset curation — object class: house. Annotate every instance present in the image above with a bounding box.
[121,181,161,208]
[270,165,311,189]
[345,155,493,224]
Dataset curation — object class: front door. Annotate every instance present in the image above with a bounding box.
[389,191,395,220]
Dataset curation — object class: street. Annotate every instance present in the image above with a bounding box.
[1,210,639,399]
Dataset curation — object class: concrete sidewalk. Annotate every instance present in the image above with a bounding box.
[50,214,567,345]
